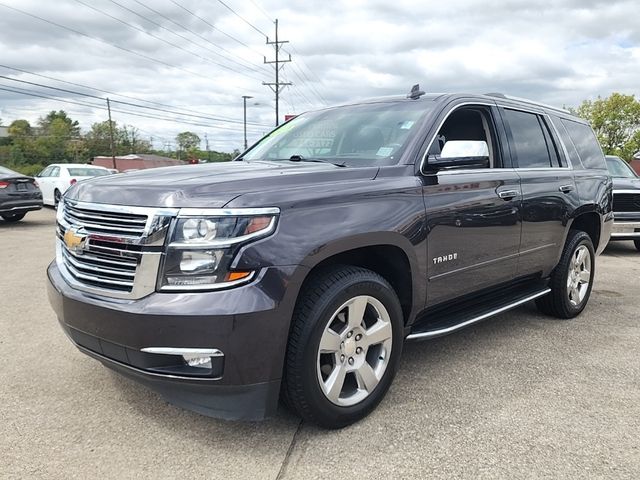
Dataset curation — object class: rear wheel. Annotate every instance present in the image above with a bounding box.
[536,230,595,319]
[282,265,403,429]
[634,239,640,252]
[1,213,26,223]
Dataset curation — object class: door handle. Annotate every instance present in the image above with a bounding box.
[559,184,574,193]
[497,190,519,200]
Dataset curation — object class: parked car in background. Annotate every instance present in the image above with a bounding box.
[606,155,640,251]
[36,164,110,206]
[0,165,42,222]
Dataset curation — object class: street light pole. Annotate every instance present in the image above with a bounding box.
[242,95,253,151]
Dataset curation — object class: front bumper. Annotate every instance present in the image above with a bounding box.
[609,214,640,240]
[47,261,305,420]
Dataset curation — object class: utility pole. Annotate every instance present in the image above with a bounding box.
[263,19,291,127]
[242,95,253,150]
[106,97,116,169]
[204,133,211,161]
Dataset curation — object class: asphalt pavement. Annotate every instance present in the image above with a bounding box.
[1,208,639,479]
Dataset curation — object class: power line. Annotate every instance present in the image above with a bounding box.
[71,0,264,82]
[285,46,329,105]
[0,85,266,133]
[0,64,262,124]
[0,2,214,81]
[247,0,274,23]
[0,75,270,127]
[168,0,266,57]
[215,0,269,38]
[108,0,267,76]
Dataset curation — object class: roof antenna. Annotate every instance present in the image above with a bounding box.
[407,84,425,99]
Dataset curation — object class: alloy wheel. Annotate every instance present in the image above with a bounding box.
[567,245,591,307]
[316,295,393,407]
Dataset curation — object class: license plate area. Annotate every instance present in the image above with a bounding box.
[16,183,27,191]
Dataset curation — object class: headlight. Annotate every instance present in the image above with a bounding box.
[158,208,279,291]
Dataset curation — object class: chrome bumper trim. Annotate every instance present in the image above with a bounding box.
[141,347,224,357]
[610,221,640,237]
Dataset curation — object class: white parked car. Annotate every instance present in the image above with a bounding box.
[36,164,111,206]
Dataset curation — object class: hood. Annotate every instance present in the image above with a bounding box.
[67,160,379,208]
[612,176,640,191]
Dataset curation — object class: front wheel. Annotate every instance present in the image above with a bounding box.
[54,189,62,207]
[536,230,595,318]
[282,265,403,429]
[1,213,26,223]
[634,239,640,252]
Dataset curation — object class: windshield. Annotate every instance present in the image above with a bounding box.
[606,156,638,178]
[242,101,433,166]
[67,168,110,177]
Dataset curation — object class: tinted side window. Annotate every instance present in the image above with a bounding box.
[503,109,552,168]
[540,117,561,167]
[549,115,583,169]
[561,119,606,170]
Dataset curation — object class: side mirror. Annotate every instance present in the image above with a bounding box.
[426,140,490,171]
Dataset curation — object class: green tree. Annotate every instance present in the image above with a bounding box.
[176,131,200,157]
[574,93,640,161]
[85,120,117,158]
[38,110,80,136]
[7,119,32,138]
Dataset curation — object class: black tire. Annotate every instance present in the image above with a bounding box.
[1,213,26,223]
[54,189,62,207]
[536,230,595,319]
[282,265,404,429]
[634,239,640,252]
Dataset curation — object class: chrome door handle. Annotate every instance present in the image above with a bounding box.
[498,190,519,200]
[559,184,574,193]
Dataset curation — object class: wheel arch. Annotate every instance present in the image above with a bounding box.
[295,233,422,326]
[568,208,602,251]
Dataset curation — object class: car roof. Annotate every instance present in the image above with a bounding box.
[328,91,582,122]
[49,163,108,169]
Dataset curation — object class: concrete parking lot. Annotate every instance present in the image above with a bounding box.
[1,208,639,479]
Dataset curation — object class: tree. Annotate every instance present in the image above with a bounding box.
[38,110,80,136]
[7,119,32,138]
[176,131,200,157]
[574,93,640,161]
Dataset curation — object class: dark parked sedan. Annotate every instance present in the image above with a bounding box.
[0,166,43,223]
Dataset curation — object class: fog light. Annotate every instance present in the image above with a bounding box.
[182,354,212,369]
[179,250,219,273]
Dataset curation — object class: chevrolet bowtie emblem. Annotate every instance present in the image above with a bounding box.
[63,227,87,253]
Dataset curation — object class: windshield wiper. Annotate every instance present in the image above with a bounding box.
[287,155,346,167]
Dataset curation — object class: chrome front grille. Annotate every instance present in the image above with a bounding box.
[60,241,139,292]
[56,200,178,299]
[63,201,149,237]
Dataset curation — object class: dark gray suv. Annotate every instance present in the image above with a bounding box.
[47,90,612,428]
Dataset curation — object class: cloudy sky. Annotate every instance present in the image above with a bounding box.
[0,0,638,151]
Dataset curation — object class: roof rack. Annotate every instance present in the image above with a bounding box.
[484,92,570,114]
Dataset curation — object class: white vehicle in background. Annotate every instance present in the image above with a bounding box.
[36,164,111,206]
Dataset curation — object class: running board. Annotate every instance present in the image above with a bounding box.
[406,287,551,342]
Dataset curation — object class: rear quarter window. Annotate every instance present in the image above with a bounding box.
[561,119,606,170]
